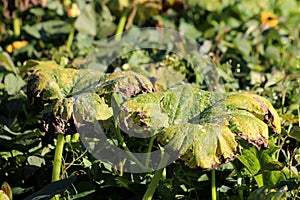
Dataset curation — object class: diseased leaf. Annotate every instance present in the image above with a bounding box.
[229,110,269,148]
[226,93,281,134]
[115,84,210,137]
[0,191,9,200]
[74,93,113,123]
[131,64,186,91]
[117,91,168,132]
[166,85,211,125]
[1,182,12,200]
[158,123,238,169]
[26,60,78,101]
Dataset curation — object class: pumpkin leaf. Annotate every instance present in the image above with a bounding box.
[158,123,238,169]
[226,93,281,134]
[114,84,211,137]
[229,110,269,148]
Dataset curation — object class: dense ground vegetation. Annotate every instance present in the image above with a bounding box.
[0,0,300,199]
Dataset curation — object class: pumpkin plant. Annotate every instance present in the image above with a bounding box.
[26,59,281,199]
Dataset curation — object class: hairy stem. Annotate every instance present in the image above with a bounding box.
[142,168,163,200]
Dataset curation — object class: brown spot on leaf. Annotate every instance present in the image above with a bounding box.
[254,96,275,131]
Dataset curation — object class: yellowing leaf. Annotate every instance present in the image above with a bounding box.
[229,111,269,148]
[226,93,281,134]
[158,123,238,169]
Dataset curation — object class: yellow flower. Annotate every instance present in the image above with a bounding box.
[260,12,279,29]
[6,40,29,53]
[6,44,13,53]
[12,40,29,49]
[67,3,80,18]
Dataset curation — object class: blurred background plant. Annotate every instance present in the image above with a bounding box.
[0,0,299,199]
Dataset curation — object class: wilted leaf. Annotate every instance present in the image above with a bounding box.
[229,110,269,148]
[1,182,12,200]
[0,191,9,200]
[226,93,281,134]
[102,71,155,100]
[116,91,168,135]
[26,60,78,101]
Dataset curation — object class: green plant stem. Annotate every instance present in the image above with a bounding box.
[232,163,243,200]
[66,25,75,48]
[142,168,163,200]
[13,14,20,37]
[211,169,217,200]
[145,135,155,168]
[51,134,65,200]
[115,9,129,41]
[237,177,243,200]
[114,126,148,171]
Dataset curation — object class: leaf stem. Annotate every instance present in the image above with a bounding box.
[145,135,155,168]
[51,134,65,200]
[114,125,148,171]
[115,9,129,41]
[142,168,163,200]
[211,169,217,200]
[232,163,243,200]
[66,25,75,49]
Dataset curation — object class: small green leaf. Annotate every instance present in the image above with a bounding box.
[4,73,26,95]
[287,126,300,141]
[27,155,45,167]
[0,51,17,73]
[265,70,285,88]
[75,4,97,36]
